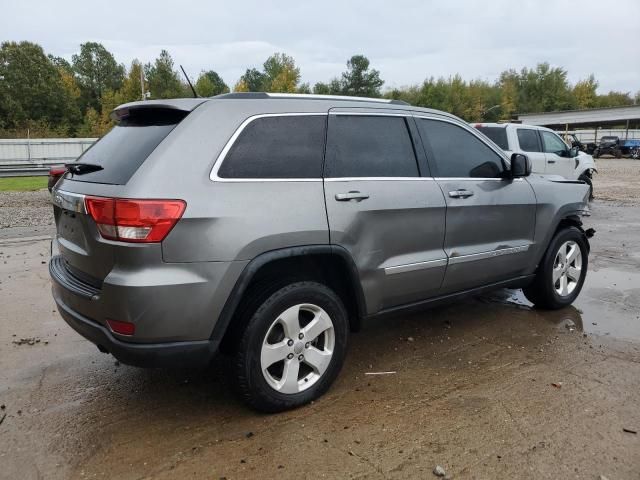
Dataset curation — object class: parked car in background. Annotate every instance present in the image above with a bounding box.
[473,123,597,199]
[560,132,597,155]
[594,136,622,158]
[50,94,593,412]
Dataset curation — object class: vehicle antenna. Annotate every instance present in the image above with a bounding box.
[180,65,199,98]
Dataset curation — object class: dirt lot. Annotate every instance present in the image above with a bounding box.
[1,159,639,479]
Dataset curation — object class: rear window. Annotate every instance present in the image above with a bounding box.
[217,115,326,179]
[475,126,509,150]
[69,109,186,185]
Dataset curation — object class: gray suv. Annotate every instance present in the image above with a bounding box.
[49,93,593,411]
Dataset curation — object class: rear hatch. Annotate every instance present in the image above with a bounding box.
[52,100,203,285]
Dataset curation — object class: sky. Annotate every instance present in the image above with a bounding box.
[2,0,639,94]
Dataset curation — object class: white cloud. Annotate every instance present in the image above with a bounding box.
[2,0,638,93]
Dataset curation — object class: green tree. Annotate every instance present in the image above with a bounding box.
[262,53,300,92]
[238,68,267,92]
[297,82,311,94]
[72,42,125,112]
[340,55,384,97]
[118,60,146,103]
[144,50,184,99]
[0,41,77,131]
[595,91,634,107]
[195,70,229,96]
[573,75,598,109]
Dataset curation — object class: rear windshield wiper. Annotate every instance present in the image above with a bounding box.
[65,163,104,175]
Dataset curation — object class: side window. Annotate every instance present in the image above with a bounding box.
[541,131,568,155]
[417,119,504,178]
[517,129,542,152]
[217,115,326,179]
[324,115,419,178]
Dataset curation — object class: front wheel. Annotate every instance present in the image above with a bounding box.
[232,281,349,412]
[523,227,588,309]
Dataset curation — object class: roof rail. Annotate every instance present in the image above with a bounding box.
[213,92,409,105]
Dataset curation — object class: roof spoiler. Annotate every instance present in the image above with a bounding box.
[111,98,207,122]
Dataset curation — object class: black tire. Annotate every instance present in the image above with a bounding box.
[593,149,600,159]
[523,227,588,309]
[232,281,349,412]
[615,149,622,159]
[578,173,594,201]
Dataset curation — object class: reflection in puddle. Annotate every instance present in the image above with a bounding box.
[479,265,640,342]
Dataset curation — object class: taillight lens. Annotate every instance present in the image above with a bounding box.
[85,197,186,243]
[48,165,67,192]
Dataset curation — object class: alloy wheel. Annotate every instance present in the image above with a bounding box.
[260,303,335,394]
[553,240,582,297]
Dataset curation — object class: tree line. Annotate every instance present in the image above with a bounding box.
[0,40,638,138]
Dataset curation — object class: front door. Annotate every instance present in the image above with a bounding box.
[541,130,575,179]
[323,111,447,314]
[415,117,537,293]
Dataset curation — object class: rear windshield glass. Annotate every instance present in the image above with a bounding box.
[475,126,508,150]
[68,109,186,185]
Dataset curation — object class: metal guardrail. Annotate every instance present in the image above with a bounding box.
[0,138,96,178]
[0,165,51,177]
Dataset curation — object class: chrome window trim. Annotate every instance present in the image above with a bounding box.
[51,189,86,213]
[325,177,434,182]
[434,177,523,182]
[209,112,327,182]
[448,244,531,265]
[384,258,447,275]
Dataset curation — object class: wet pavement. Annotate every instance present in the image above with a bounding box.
[1,201,639,479]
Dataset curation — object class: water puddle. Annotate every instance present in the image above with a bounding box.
[482,267,640,342]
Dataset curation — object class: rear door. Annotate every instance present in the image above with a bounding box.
[515,127,546,173]
[323,110,447,314]
[415,116,537,293]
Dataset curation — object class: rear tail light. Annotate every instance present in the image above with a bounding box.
[84,197,186,243]
[106,319,135,336]
[48,165,67,192]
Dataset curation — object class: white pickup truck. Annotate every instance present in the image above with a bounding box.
[473,123,597,198]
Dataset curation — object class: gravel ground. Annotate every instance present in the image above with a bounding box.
[0,189,54,230]
[0,159,637,233]
[593,157,640,205]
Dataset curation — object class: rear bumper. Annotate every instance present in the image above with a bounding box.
[53,289,217,368]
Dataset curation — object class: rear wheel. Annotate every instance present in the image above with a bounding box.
[232,281,349,412]
[523,227,588,309]
[593,149,600,159]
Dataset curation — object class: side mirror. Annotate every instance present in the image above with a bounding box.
[510,153,531,178]
[569,146,580,158]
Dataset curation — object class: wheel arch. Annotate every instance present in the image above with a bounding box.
[536,213,593,268]
[211,245,366,353]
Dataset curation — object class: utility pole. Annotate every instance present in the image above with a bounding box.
[140,67,145,101]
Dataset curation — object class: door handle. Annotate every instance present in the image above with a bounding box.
[448,189,474,199]
[335,191,369,202]
[547,160,556,164]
